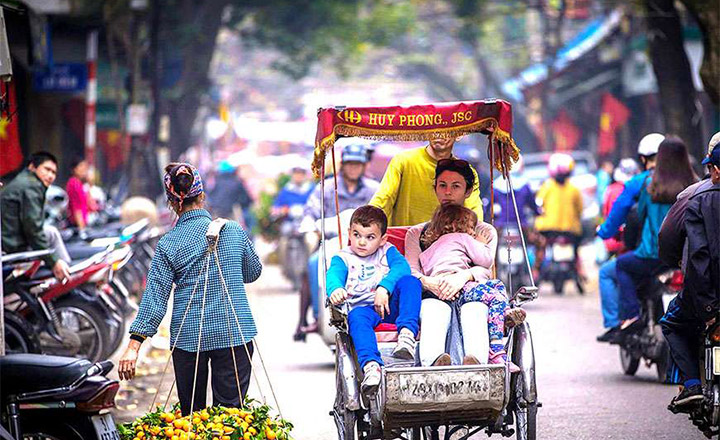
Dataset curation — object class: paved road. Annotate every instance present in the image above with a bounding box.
[113,262,705,439]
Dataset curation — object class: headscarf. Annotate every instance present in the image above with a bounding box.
[163,163,204,211]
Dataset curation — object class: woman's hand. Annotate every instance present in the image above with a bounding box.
[437,271,472,300]
[420,275,443,297]
[118,340,142,380]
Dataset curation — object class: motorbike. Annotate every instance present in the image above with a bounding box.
[497,225,532,292]
[616,269,682,383]
[276,204,310,290]
[673,316,720,438]
[539,232,583,295]
[0,354,120,440]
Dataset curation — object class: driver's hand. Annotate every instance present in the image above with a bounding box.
[374,287,390,319]
[52,260,71,282]
[329,288,349,306]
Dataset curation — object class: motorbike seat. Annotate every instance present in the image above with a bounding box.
[0,354,92,397]
[65,244,107,261]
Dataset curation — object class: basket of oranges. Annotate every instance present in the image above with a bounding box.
[117,399,293,440]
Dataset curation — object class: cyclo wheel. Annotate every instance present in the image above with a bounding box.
[514,372,537,440]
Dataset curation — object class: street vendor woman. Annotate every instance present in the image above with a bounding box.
[369,136,483,226]
[118,162,262,416]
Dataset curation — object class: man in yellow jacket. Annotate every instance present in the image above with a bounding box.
[369,137,483,226]
[535,153,583,237]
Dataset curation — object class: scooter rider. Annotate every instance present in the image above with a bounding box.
[295,144,380,339]
[1,151,71,281]
[660,143,720,410]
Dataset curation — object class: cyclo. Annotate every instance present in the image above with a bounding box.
[312,100,539,440]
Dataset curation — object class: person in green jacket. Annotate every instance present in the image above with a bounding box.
[1,152,70,280]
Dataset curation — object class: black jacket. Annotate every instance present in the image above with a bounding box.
[680,182,720,322]
[658,179,712,268]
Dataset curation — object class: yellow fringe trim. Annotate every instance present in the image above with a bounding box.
[312,118,520,177]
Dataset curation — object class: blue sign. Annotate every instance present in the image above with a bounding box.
[33,63,87,92]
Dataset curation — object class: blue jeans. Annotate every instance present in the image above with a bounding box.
[308,252,320,318]
[348,276,421,368]
[616,251,663,320]
[599,259,620,328]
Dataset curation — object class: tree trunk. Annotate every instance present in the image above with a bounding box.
[163,0,231,160]
[645,0,704,159]
[680,0,720,105]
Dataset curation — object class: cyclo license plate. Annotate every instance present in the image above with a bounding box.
[91,414,120,440]
[552,243,574,262]
[397,370,491,404]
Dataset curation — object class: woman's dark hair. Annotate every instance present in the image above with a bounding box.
[164,162,203,208]
[70,158,85,171]
[29,151,58,168]
[434,159,476,192]
[648,135,698,203]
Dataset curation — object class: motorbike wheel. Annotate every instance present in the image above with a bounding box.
[619,346,640,376]
[552,277,564,295]
[53,296,109,362]
[3,310,42,354]
[655,342,669,383]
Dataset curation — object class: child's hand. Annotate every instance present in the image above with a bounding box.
[329,288,349,305]
[374,287,391,319]
[476,226,493,244]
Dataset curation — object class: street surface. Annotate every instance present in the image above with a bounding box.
[112,246,705,439]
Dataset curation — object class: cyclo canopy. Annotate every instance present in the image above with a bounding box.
[312,100,521,179]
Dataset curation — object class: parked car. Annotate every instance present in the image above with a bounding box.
[519,151,599,241]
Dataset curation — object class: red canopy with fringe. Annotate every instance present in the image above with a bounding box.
[312,100,520,177]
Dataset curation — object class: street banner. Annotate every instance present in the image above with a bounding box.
[598,92,630,156]
[551,110,581,151]
[0,80,23,176]
[313,100,519,177]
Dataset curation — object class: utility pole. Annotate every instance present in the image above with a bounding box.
[85,29,98,180]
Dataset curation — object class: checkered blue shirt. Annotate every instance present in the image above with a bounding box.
[129,209,261,352]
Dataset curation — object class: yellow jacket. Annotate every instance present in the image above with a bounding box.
[535,178,583,235]
[369,146,483,227]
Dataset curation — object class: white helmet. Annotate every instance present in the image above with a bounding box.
[548,153,575,177]
[637,133,664,157]
[613,158,640,183]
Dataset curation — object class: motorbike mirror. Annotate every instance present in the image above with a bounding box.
[513,285,538,305]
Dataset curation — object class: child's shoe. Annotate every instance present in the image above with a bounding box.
[462,355,480,365]
[432,353,452,366]
[361,362,382,395]
[392,328,416,360]
[489,349,520,373]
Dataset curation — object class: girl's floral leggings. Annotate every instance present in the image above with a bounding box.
[458,279,508,341]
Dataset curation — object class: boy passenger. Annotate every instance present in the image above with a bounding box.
[326,206,421,395]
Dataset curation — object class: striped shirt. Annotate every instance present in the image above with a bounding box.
[129,209,262,352]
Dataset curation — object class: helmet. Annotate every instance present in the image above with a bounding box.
[613,158,640,183]
[548,153,575,177]
[341,144,369,163]
[217,160,236,173]
[637,133,664,157]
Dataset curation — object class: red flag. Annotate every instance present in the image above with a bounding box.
[0,81,23,176]
[598,93,631,156]
[551,110,581,151]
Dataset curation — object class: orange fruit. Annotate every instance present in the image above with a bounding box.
[266,429,277,440]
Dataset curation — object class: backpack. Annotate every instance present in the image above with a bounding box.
[623,175,651,250]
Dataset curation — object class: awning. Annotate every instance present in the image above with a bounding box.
[312,100,519,177]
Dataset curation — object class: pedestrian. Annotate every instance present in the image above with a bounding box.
[370,137,483,226]
[208,161,255,237]
[1,151,71,280]
[66,158,90,231]
[660,141,720,410]
[118,162,262,416]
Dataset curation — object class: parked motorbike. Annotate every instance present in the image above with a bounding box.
[616,269,682,383]
[0,354,120,440]
[539,232,583,295]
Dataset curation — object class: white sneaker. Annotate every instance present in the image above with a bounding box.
[361,362,382,395]
[392,328,416,360]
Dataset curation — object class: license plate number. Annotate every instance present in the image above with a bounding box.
[397,370,490,404]
[92,414,120,440]
[713,347,720,376]
[552,244,574,262]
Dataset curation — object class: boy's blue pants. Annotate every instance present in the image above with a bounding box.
[347,275,421,368]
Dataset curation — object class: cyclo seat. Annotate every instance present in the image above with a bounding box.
[0,354,92,396]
